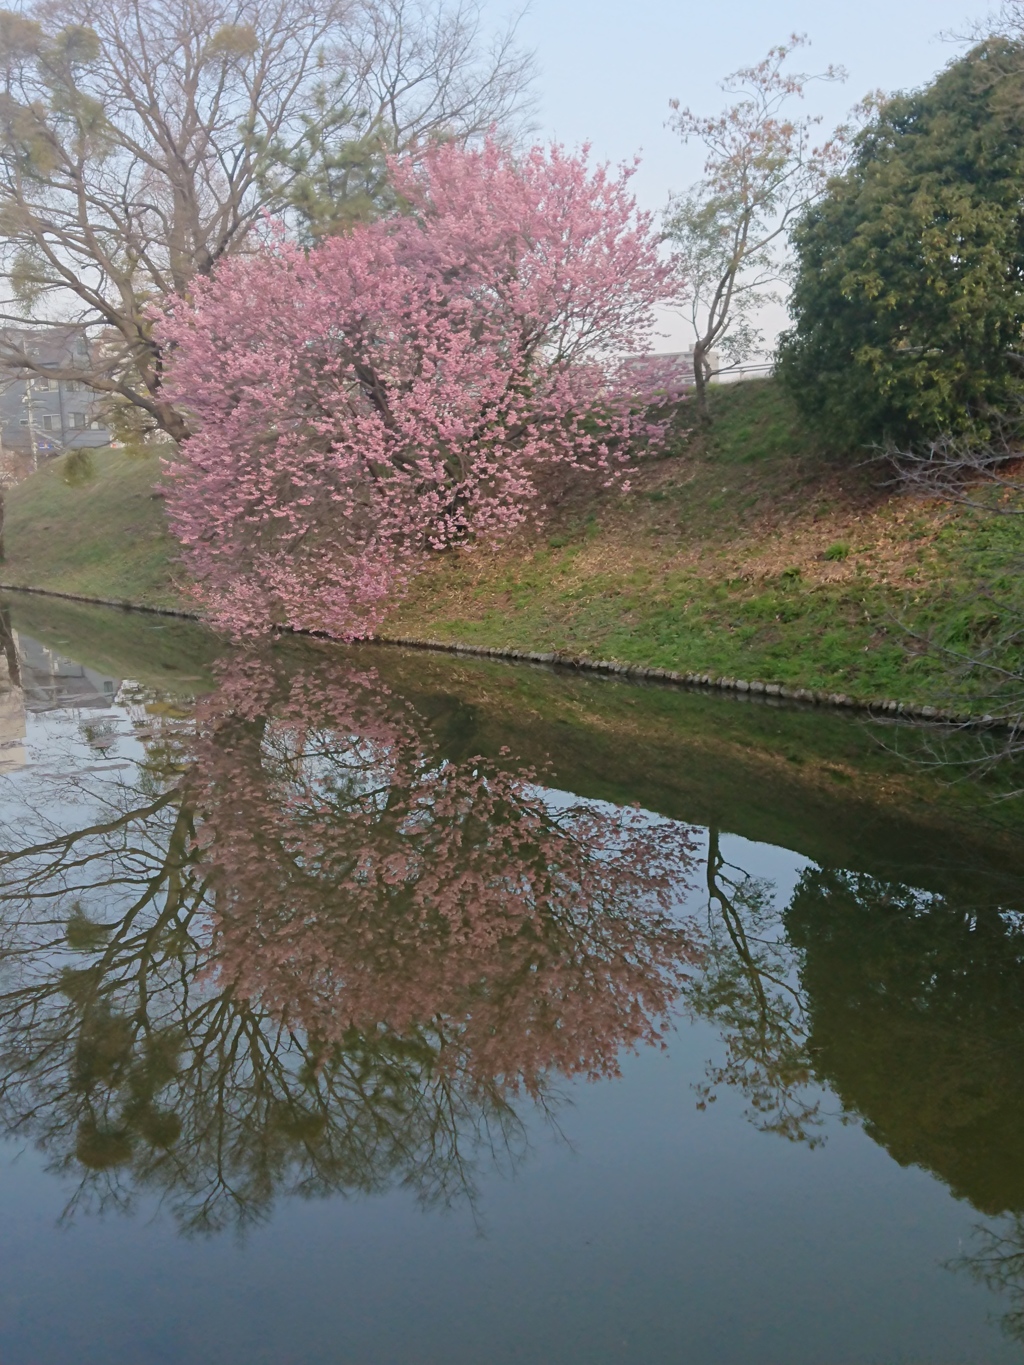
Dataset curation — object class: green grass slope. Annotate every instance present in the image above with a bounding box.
[3,384,1023,711]
[388,381,1024,710]
[2,446,182,608]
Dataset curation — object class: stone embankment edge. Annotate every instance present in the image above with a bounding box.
[0,582,1012,731]
[376,633,1014,730]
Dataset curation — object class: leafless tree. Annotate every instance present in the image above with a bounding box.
[0,0,535,440]
[282,0,536,238]
[663,37,850,424]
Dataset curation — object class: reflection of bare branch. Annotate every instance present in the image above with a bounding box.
[684,828,823,1145]
[949,1217,1024,1345]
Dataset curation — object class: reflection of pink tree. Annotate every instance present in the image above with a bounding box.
[161,139,682,638]
[194,655,697,1095]
[0,653,696,1229]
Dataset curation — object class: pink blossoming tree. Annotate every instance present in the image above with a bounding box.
[161,139,682,637]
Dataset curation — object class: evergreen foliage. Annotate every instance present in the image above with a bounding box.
[777,40,1024,448]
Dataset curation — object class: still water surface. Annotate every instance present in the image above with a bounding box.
[0,596,1022,1364]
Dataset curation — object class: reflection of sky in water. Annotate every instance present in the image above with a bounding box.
[0,627,1020,1364]
[0,1016,1011,1365]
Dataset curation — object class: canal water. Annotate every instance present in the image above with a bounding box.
[0,594,1022,1365]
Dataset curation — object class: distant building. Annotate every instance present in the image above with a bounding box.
[0,326,112,459]
[650,348,722,385]
[15,631,120,712]
[620,347,723,392]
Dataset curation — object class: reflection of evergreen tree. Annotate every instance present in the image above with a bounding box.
[685,853,1024,1345]
[785,868,1024,1216]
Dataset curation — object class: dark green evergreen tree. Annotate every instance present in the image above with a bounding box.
[777,40,1024,448]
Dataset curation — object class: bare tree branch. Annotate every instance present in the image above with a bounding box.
[0,0,535,437]
[663,36,852,423]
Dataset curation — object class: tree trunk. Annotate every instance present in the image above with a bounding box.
[0,606,19,687]
[692,339,711,428]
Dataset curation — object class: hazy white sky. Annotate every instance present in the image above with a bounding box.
[505,0,1004,351]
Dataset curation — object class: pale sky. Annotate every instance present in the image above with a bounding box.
[504,0,1004,352]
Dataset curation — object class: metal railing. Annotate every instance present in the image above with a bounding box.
[714,361,774,383]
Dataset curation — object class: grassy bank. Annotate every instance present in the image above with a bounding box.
[4,381,1023,708]
[389,382,1024,709]
[2,445,180,608]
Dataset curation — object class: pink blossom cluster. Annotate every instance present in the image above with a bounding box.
[161,139,683,637]
[191,655,697,1091]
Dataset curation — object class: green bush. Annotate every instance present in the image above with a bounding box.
[778,39,1024,449]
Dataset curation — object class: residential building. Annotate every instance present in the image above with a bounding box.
[0,326,112,458]
[650,348,722,384]
[16,630,121,712]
